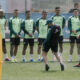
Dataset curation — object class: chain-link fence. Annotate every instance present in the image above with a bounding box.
[0,0,80,13]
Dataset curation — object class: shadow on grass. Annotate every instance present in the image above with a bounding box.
[41,70,57,73]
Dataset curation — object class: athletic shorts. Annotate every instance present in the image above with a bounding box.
[70,36,80,43]
[38,38,45,45]
[10,38,20,45]
[58,36,63,43]
[23,38,34,46]
[2,39,6,47]
[43,43,58,53]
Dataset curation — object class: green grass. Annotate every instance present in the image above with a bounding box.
[2,43,80,80]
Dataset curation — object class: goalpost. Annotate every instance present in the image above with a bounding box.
[0,24,2,80]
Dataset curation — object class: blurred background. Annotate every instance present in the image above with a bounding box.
[0,0,80,40]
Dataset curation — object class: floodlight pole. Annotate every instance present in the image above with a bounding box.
[25,0,27,12]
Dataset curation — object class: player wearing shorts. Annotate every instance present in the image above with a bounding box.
[71,25,80,67]
[52,7,65,61]
[42,20,64,71]
[36,11,48,62]
[68,9,80,62]
[9,9,22,62]
[22,11,35,62]
[0,9,10,61]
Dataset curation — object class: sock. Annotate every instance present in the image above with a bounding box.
[41,57,43,60]
[69,54,72,60]
[14,56,16,59]
[78,55,80,62]
[60,60,63,64]
[59,52,62,56]
[52,53,56,58]
[11,56,15,59]
[30,54,33,60]
[22,55,25,59]
[38,54,40,59]
[4,53,8,59]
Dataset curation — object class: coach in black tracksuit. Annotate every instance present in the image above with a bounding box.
[42,20,64,71]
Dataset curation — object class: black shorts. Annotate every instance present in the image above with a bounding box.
[10,38,20,45]
[23,39,34,46]
[38,38,45,45]
[43,43,58,53]
[2,39,6,47]
[58,36,63,43]
[70,36,80,43]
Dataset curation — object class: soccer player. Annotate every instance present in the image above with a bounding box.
[52,7,65,61]
[72,28,80,67]
[68,9,80,62]
[42,20,64,71]
[9,9,22,62]
[36,11,48,62]
[0,9,10,61]
[22,11,35,62]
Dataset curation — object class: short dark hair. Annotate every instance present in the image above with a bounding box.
[42,10,47,13]
[14,9,18,11]
[55,7,60,10]
[26,10,30,14]
[73,8,79,11]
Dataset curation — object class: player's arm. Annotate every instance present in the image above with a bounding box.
[62,17,65,28]
[8,19,17,36]
[5,19,7,30]
[17,19,22,36]
[35,19,39,31]
[68,18,72,34]
[33,22,36,33]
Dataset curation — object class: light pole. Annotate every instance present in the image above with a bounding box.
[25,0,27,12]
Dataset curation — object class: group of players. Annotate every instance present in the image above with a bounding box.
[0,6,80,71]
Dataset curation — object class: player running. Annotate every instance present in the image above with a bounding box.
[68,9,80,62]
[52,7,65,61]
[9,9,22,62]
[22,11,35,62]
[42,20,64,71]
[36,11,48,62]
[0,9,10,61]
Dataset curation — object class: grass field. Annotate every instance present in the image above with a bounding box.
[2,43,80,80]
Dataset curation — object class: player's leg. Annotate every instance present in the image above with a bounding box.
[22,39,28,62]
[13,45,18,62]
[29,39,34,62]
[42,44,50,71]
[59,43,63,56]
[14,45,18,57]
[37,38,43,62]
[10,38,15,62]
[13,38,20,62]
[52,36,63,61]
[2,39,10,61]
[22,45,27,62]
[51,44,64,71]
[54,53,64,71]
[58,36,63,57]
[69,43,74,61]
[68,36,75,62]
[74,39,80,67]
[42,51,49,71]
[10,44,14,57]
